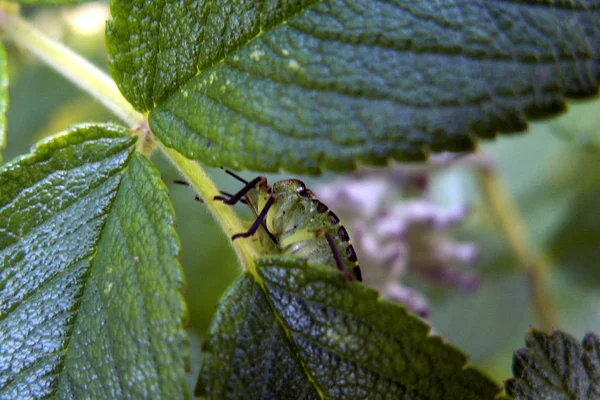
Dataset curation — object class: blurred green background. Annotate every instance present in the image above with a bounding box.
[3,3,599,387]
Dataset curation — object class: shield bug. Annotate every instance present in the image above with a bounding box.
[214,170,362,281]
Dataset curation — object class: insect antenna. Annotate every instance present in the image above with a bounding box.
[221,167,248,184]
[214,176,264,205]
[172,180,203,203]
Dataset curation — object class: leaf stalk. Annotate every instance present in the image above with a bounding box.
[162,146,259,272]
[476,161,556,332]
[0,11,254,273]
[0,12,144,128]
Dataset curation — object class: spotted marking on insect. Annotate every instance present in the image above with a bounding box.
[214,170,362,281]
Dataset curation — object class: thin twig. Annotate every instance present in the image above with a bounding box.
[1,12,144,128]
[0,10,255,273]
[476,158,556,332]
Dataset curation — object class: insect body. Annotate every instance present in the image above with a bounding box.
[215,171,362,281]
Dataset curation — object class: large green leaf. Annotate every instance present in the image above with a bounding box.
[107,0,600,173]
[0,42,7,163]
[0,124,188,398]
[505,329,600,399]
[197,255,500,399]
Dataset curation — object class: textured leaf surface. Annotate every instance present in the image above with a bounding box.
[506,329,600,400]
[108,0,600,173]
[197,255,500,399]
[0,124,187,399]
[0,43,7,163]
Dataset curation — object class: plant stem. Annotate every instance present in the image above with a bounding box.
[162,146,259,272]
[1,12,144,128]
[0,11,254,272]
[476,162,556,332]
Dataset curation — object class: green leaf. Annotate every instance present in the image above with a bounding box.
[0,124,188,398]
[107,1,600,173]
[505,329,600,399]
[0,42,7,163]
[197,255,500,399]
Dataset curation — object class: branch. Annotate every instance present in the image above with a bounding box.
[0,10,254,272]
[476,159,556,332]
[161,146,260,273]
[1,11,144,128]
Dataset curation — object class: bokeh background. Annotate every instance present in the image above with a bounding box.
[3,3,599,389]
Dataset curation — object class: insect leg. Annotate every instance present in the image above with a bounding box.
[214,176,265,205]
[219,191,248,205]
[232,195,277,241]
[176,180,248,205]
[320,230,354,282]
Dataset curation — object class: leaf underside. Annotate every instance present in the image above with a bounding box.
[0,124,188,398]
[0,42,7,162]
[197,256,500,399]
[505,329,600,400]
[108,0,600,173]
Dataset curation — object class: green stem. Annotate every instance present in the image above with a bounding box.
[161,146,258,272]
[1,12,144,128]
[0,11,253,272]
[476,161,556,332]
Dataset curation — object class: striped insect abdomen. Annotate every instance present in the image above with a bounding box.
[269,184,362,281]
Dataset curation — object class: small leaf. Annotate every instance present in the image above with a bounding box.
[505,329,600,400]
[0,42,7,163]
[0,124,188,398]
[197,255,500,399]
[107,1,600,173]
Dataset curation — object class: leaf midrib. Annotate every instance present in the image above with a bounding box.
[152,0,322,106]
[152,0,600,109]
[249,274,326,399]
[263,279,442,398]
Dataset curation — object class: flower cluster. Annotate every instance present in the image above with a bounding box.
[315,154,487,317]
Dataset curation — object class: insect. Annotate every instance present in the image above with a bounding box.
[214,170,362,282]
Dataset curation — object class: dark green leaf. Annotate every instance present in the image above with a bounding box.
[505,329,600,400]
[0,124,188,398]
[197,255,500,399]
[107,0,600,173]
[0,42,7,163]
